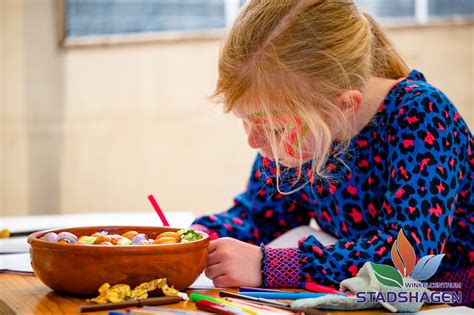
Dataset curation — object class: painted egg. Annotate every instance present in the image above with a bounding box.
[78,236,97,245]
[116,237,133,246]
[57,232,78,244]
[43,232,59,243]
[109,234,122,245]
[153,237,178,244]
[93,235,112,244]
[91,231,108,238]
[122,231,139,240]
[132,234,147,244]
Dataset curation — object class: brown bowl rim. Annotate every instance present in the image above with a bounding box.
[28,225,209,254]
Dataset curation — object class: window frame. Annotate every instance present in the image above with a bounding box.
[57,0,473,48]
[58,0,239,47]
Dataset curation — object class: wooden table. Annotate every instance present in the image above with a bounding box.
[0,273,450,314]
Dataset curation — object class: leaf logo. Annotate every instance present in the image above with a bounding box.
[369,229,444,287]
[370,262,404,288]
[391,230,416,278]
[411,254,445,281]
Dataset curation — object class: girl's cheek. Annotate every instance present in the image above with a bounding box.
[244,123,268,149]
[301,133,317,157]
[284,129,299,158]
[281,132,316,162]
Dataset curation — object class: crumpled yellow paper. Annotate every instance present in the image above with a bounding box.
[87,278,182,304]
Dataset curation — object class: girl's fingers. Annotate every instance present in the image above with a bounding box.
[207,250,220,267]
[212,274,229,288]
[205,262,225,280]
[208,239,218,254]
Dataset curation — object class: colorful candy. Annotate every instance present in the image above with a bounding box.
[157,231,181,242]
[0,229,10,239]
[57,232,78,244]
[91,231,108,238]
[43,232,60,243]
[109,234,122,245]
[93,235,111,245]
[116,237,133,246]
[178,229,202,242]
[39,229,202,246]
[131,233,147,245]
[77,236,97,245]
[122,231,138,240]
[153,236,178,244]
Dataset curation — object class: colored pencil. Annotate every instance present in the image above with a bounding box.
[224,298,295,315]
[239,287,283,293]
[196,299,247,315]
[219,291,291,308]
[236,292,345,300]
[189,293,256,315]
[305,282,349,295]
[77,296,181,313]
[147,194,170,226]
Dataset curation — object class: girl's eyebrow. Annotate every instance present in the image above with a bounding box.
[245,111,302,126]
[232,110,255,119]
[246,111,267,123]
[231,110,267,123]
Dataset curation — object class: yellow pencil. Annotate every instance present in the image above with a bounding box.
[216,297,258,315]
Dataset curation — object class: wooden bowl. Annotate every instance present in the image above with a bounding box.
[28,226,209,295]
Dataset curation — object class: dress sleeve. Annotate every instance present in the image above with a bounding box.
[262,90,464,288]
[191,154,315,245]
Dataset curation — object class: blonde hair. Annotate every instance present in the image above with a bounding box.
[214,0,409,191]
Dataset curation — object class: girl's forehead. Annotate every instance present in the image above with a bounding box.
[232,104,265,118]
[234,109,300,125]
[233,109,264,120]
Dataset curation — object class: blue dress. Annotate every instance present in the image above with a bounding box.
[191,70,473,297]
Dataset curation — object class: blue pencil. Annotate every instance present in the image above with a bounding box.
[237,292,345,300]
[239,287,283,293]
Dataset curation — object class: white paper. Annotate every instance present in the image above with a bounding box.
[0,237,29,254]
[189,272,216,289]
[266,225,338,248]
[1,211,195,234]
[0,253,33,273]
[0,211,195,254]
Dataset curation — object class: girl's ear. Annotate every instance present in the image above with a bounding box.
[336,90,362,115]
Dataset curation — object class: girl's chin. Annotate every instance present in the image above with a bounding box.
[259,151,312,168]
[279,159,310,168]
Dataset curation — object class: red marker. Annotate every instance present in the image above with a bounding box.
[305,282,351,295]
[147,194,169,226]
[195,299,247,315]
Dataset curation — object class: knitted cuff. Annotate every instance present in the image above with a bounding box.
[260,245,301,287]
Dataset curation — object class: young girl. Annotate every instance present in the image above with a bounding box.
[191,0,473,306]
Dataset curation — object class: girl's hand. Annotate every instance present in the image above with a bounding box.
[205,237,263,287]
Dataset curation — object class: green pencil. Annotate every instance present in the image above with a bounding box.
[189,293,257,315]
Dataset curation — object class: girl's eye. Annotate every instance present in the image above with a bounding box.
[270,127,285,135]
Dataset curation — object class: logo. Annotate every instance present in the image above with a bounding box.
[356,229,462,306]
[369,229,445,288]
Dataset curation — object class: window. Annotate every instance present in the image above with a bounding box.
[60,0,473,46]
[65,0,227,38]
[356,0,474,25]
[61,0,245,45]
